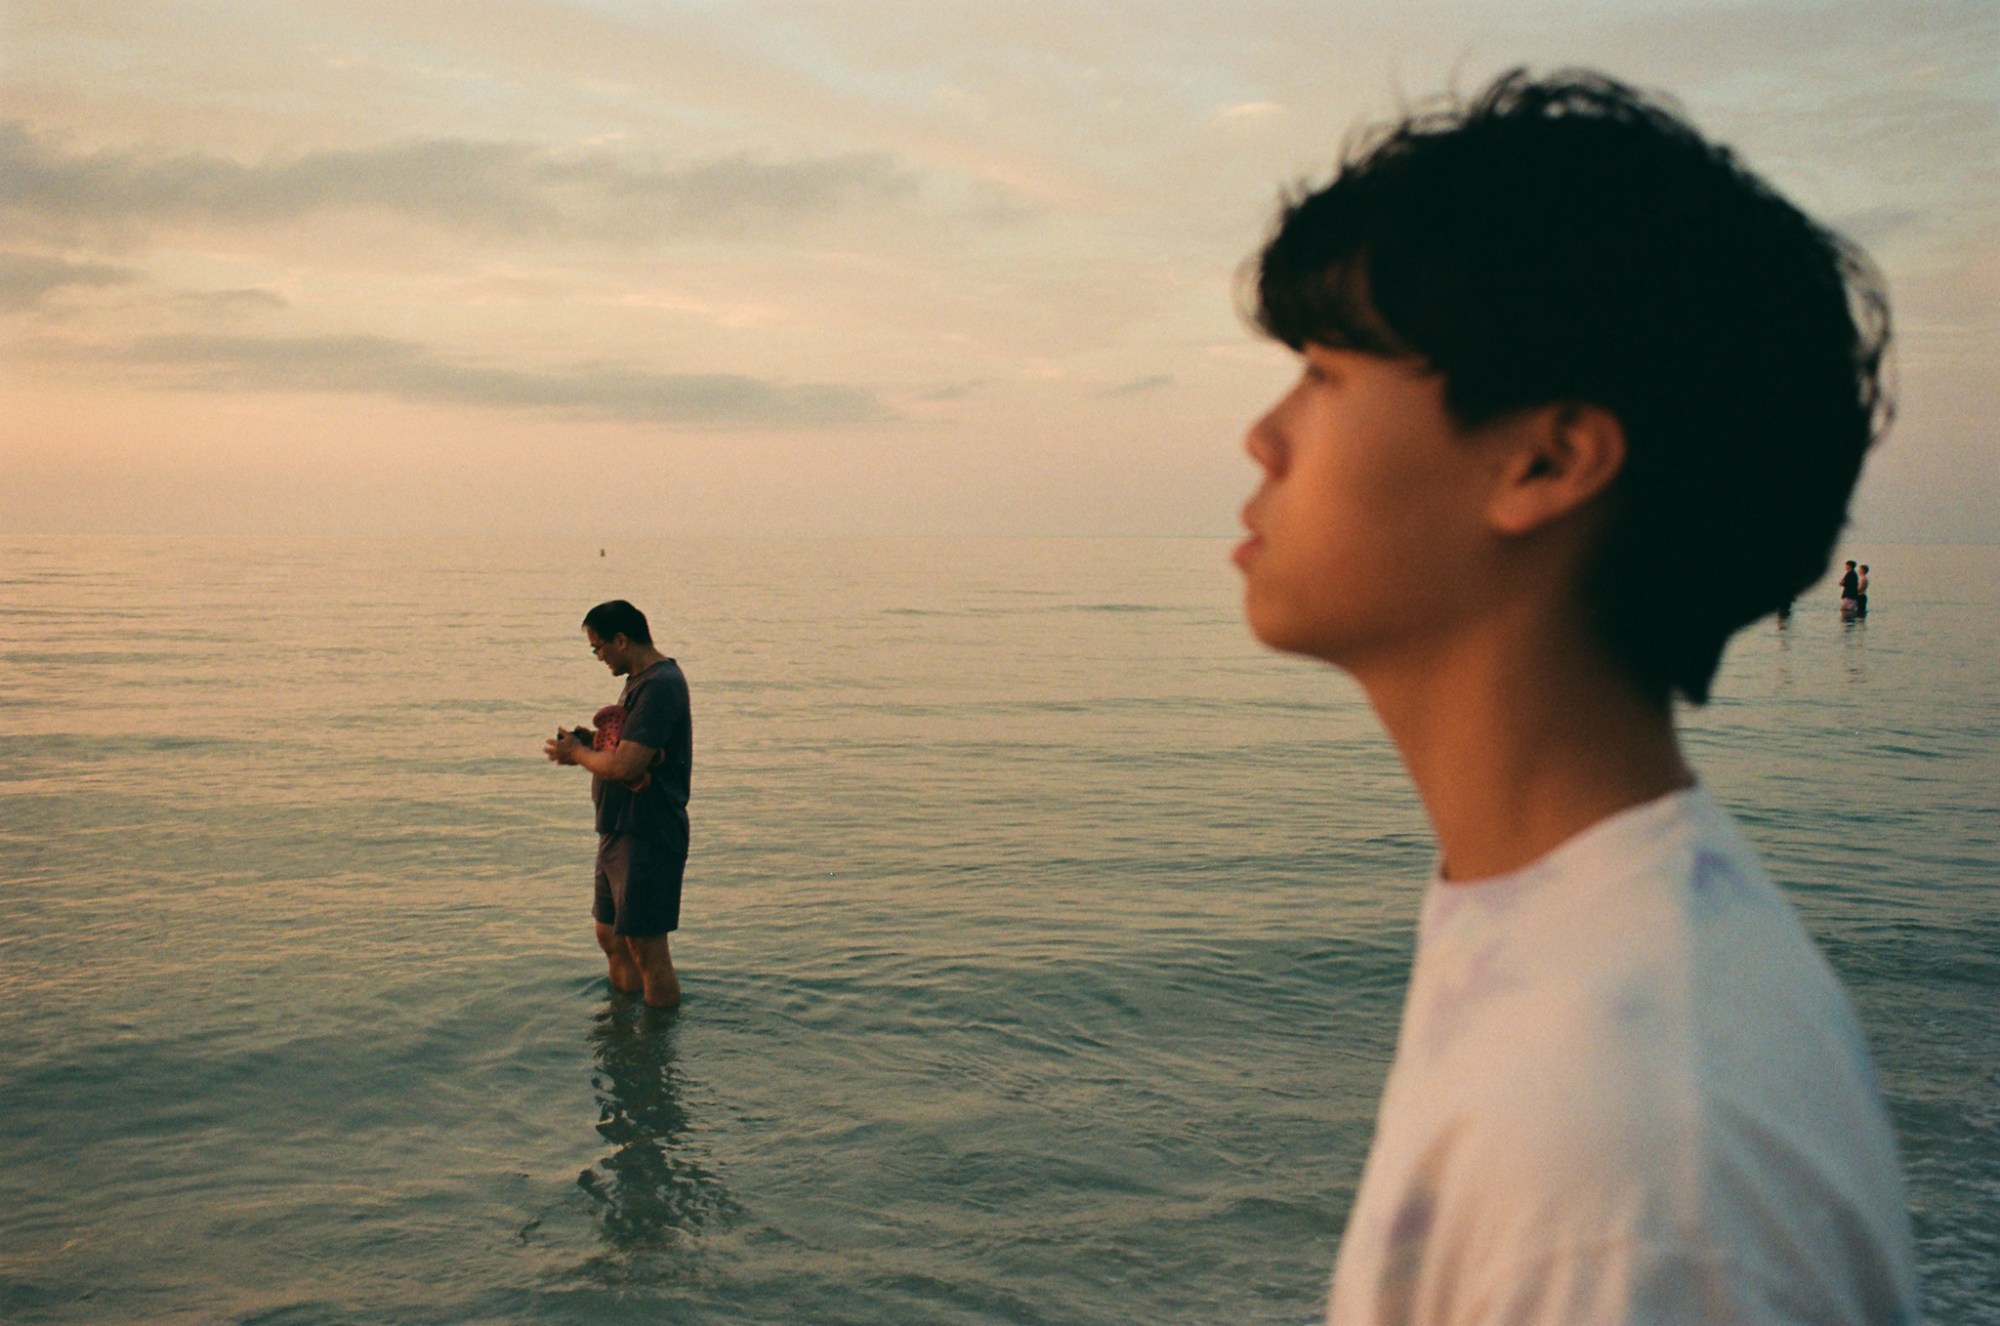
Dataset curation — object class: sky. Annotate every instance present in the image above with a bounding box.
[2,0,1995,541]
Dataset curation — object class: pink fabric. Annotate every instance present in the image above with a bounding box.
[591,703,649,792]
[591,704,624,750]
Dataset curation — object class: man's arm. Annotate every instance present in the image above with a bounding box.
[544,730,657,783]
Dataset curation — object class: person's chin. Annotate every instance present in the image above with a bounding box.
[1243,591,1300,653]
[1246,595,1346,664]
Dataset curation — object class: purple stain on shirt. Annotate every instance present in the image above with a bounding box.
[1611,984,1662,1029]
[1389,1192,1434,1245]
[1687,850,1749,915]
[1422,941,1520,1059]
[1374,1187,1437,1326]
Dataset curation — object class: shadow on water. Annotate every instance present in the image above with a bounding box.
[574,998,738,1266]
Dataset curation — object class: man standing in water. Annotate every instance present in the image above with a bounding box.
[1235,70,1915,1320]
[545,600,692,1010]
[1841,559,1863,614]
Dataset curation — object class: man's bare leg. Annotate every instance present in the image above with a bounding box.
[596,921,643,995]
[622,934,681,1010]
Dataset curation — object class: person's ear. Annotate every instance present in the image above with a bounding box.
[1485,403,1626,537]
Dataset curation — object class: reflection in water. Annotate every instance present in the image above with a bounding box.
[1773,613,1793,692]
[578,1001,737,1255]
[1843,612,1867,685]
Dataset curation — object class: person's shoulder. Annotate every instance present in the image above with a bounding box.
[1367,789,1914,1320]
[631,658,684,688]
[1401,789,1819,1179]
[1528,786,1806,954]
[650,658,689,697]
[624,660,689,722]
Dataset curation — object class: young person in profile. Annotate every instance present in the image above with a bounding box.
[1232,70,1916,1322]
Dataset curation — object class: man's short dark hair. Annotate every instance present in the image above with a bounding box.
[583,599,652,645]
[1250,68,1892,704]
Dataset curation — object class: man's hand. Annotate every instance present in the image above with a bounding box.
[545,729,656,784]
[545,729,584,764]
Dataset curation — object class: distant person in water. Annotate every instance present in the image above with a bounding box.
[1233,69,1914,1320]
[545,599,693,1010]
[1840,559,1862,615]
[1858,563,1872,616]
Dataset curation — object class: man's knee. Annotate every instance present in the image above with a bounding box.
[595,921,625,957]
[623,933,673,967]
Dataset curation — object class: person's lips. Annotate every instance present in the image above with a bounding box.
[1233,508,1262,571]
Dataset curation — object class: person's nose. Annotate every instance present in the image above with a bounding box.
[1244,407,1286,476]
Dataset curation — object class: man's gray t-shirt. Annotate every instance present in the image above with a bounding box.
[592,659,692,840]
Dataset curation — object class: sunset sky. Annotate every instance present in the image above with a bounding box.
[3,1,1994,541]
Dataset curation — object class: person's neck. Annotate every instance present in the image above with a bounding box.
[625,647,666,678]
[1358,616,1693,883]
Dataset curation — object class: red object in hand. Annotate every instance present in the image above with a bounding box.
[591,704,650,792]
[591,705,624,750]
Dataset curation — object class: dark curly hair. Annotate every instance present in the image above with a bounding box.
[1250,69,1892,704]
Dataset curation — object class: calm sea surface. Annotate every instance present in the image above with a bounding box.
[1,536,1995,1324]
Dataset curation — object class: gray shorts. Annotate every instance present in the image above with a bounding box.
[593,832,686,936]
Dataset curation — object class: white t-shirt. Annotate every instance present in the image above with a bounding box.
[1327,787,1917,1325]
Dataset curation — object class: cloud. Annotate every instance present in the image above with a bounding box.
[1101,373,1173,397]
[74,332,891,428]
[171,288,291,318]
[1216,101,1283,124]
[0,250,135,310]
[0,121,920,244]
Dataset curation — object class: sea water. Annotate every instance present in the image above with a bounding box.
[0,536,1994,1324]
